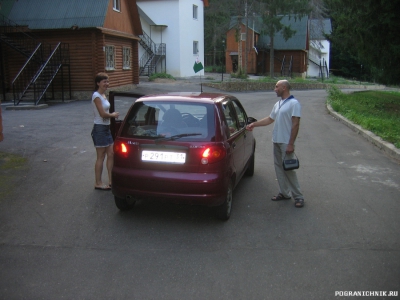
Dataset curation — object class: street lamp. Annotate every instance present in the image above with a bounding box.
[221,39,225,82]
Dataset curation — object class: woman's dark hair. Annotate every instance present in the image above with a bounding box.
[94,72,109,91]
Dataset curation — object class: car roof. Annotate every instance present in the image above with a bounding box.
[137,92,232,104]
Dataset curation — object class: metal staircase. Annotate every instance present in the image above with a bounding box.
[308,52,329,79]
[319,58,329,79]
[0,14,70,105]
[138,31,166,76]
[280,55,293,78]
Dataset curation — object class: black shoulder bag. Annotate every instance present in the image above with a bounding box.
[283,152,300,170]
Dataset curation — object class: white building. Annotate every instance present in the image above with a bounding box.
[137,0,206,78]
[307,19,332,78]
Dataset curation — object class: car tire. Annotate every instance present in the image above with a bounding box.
[115,196,136,211]
[245,149,255,177]
[216,180,233,221]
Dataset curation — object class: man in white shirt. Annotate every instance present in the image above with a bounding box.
[246,80,304,207]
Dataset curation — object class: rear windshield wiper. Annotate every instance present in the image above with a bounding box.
[155,133,202,142]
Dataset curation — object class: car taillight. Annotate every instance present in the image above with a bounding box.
[201,146,226,164]
[114,141,128,157]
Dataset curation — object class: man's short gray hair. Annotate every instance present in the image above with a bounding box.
[278,79,291,90]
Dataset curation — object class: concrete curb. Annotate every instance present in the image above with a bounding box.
[203,81,386,92]
[326,104,400,163]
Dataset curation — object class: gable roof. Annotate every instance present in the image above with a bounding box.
[258,15,308,50]
[309,18,332,40]
[229,15,308,50]
[0,0,15,17]
[228,16,263,35]
[7,0,109,29]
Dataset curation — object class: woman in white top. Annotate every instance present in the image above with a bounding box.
[91,73,119,190]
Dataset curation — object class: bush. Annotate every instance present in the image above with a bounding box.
[231,69,248,79]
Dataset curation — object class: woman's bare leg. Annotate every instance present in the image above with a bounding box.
[95,147,107,187]
[105,144,114,186]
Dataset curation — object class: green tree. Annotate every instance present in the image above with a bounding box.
[258,0,311,77]
[325,0,400,85]
[204,0,239,67]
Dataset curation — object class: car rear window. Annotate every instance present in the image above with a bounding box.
[120,101,215,141]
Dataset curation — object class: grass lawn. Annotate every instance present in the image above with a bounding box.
[327,86,400,149]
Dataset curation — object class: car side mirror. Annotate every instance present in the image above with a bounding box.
[247,117,257,124]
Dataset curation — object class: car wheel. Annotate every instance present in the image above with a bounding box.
[216,180,233,221]
[115,196,136,211]
[245,150,255,176]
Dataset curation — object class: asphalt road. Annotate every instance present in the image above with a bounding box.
[0,79,399,299]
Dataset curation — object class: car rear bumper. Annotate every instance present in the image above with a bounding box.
[112,168,228,206]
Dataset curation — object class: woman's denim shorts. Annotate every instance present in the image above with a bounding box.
[91,124,114,147]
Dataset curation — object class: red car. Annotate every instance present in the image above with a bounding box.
[110,92,256,220]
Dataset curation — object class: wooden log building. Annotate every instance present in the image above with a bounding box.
[0,0,143,102]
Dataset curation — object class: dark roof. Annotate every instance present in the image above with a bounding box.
[0,0,15,17]
[258,15,308,50]
[309,19,332,39]
[228,16,264,35]
[229,15,308,50]
[7,0,109,29]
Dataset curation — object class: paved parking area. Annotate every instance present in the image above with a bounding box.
[1,79,399,299]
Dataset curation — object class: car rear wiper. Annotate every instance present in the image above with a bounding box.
[155,133,202,142]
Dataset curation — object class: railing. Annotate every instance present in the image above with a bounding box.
[140,43,166,76]
[139,51,155,75]
[324,59,329,79]
[280,55,286,76]
[2,13,70,105]
[319,58,329,81]
[12,43,44,105]
[150,43,166,74]
[32,42,65,105]
[139,31,157,54]
[12,42,69,105]
[280,55,293,77]
[156,43,166,56]
[139,30,167,76]
[309,53,320,65]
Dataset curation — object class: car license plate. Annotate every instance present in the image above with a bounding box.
[141,150,186,164]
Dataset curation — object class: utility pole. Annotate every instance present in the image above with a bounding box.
[237,15,242,73]
[244,0,248,75]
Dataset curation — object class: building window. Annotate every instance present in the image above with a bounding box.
[113,0,121,12]
[193,41,199,55]
[193,5,198,19]
[105,45,115,70]
[123,47,131,70]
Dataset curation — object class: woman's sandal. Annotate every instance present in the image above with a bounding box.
[271,193,291,201]
[94,184,111,191]
[295,198,304,208]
